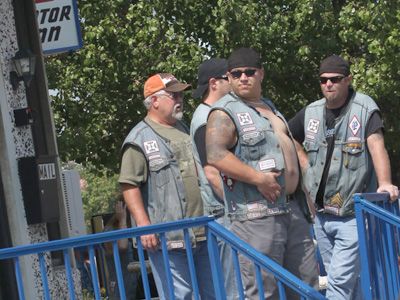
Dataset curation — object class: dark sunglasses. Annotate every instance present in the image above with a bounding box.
[230,69,257,79]
[215,75,229,81]
[319,76,345,84]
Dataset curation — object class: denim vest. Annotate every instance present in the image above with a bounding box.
[303,92,379,216]
[190,103,225,216]
[122,120,199,248]
[211,93,290,221]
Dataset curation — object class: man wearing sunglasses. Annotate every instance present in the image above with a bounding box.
[289,55,399,299]
[206,48,319,299]
[119,73,214,299]
[190,58,238,299]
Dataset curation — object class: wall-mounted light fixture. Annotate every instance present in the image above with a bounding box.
[10,48,36,91]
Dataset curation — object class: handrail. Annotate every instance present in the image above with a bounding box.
[354,192,400,300]
[0,216,325,299]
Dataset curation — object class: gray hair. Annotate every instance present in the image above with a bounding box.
[143,95,153,110]
[143,91,167,110]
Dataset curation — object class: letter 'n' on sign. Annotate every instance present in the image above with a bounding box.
[35,0,83,55]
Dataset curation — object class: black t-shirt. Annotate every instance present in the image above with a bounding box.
[288,89,383,207]
[194,125,207,166]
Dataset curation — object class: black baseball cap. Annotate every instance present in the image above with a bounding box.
[192,58,228,99]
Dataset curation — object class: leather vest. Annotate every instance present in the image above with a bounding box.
[211,93,290,221]
[190,103,225,216]
[303,92,379,216]
[122,120,200,248]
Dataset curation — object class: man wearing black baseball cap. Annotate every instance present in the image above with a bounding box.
[206,48,319,299]
[289,54,398,299]
[190,58,236,298]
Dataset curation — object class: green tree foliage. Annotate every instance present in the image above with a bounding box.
[47,0,400,183]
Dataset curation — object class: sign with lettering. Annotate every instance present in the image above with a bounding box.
[35,0,83,55]
[38,163,56,180]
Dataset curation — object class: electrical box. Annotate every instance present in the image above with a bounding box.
[61,169,86,237]
[18,155,60,224]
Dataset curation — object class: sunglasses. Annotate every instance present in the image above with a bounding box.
[229,69,257,79]
[157,91,183,100]
[319,76,345,84]
[215,75,229,81]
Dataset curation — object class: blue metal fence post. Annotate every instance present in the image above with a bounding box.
[136,237,152,300]
[183,229,200,300]
[88,245,101,299]
[63,249,76,300]
[13,257,26,300]
[254,263,265,300]
[38,252,51,300]
[232,248,245,299]
[112,241,127,300]
[354,194,373,300]
[207,227,226,299]
[160,233,175,299]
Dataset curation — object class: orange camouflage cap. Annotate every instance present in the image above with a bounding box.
[143,73,191,98]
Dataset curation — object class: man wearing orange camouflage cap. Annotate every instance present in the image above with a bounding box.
[119,73,214,299]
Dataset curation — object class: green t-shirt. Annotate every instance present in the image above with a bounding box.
[119,117,203,220]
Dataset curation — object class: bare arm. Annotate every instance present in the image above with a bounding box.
[114,201,128,250]
[206,110,281,201]
[367,131,399,201]
[121,183,159,250]
[204,165,224,200]
[293,140,309,173]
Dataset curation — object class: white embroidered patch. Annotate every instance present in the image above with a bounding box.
[242,126,256,132]
[143,140,159,154]
[349,115,361,136]
[259,159,276,171]
[236,112,254,126]
[347,136,361,142]
[307,119,320,134]
[305,134,315,141]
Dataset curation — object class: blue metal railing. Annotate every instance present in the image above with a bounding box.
[0,216,325,299]
[354,193,400,300]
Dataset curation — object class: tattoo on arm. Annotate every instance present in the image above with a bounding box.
[206,110,237,163]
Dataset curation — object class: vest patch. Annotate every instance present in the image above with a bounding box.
[307,118,320,134]
[349,115,361,136]
[236,112,254,126]
[259,159,276,171]
[305,134,315,141]
[143,140,159,154]
[222,174,235,191]
[347,136,361,143]
[243,126,256,132]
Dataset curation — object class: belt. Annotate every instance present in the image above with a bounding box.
[315,202,325,213]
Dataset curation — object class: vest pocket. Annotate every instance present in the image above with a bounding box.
[342,143,364,170]
[149,158,171,187]
[303,141,319,167]
[240,131,266,160]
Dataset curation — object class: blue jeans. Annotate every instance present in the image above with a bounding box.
[216,215,238,300]
[314,213,361,300]
[148,241,215,300]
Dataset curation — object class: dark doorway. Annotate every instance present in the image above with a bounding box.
[0,170,18,299]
